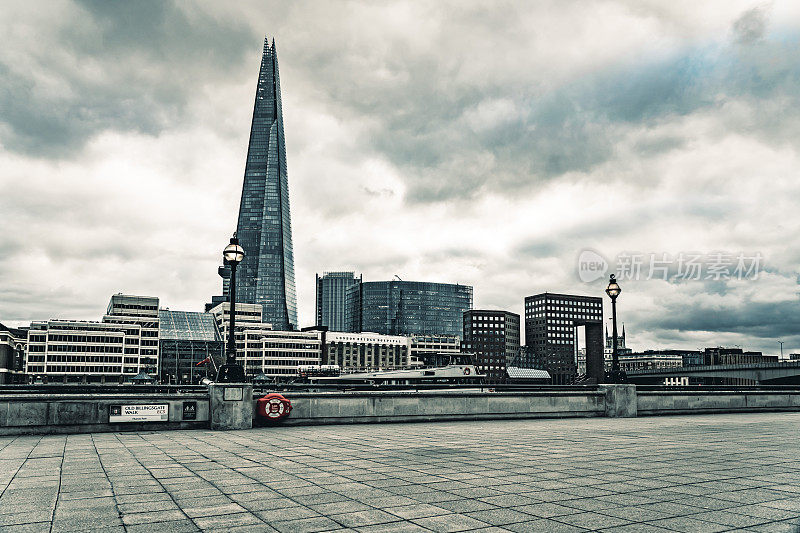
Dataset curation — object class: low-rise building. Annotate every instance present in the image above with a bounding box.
[703,347,768,365]
[0,323,26,384]
[241,330,323,380]
[410,334,460,365]
[103,294,160,376]
[23,294,161,383]
[158,310,223,384]
[324,331,411,371]
[208,302,265,340]
[25,320,137,383]
[618,353,683,372]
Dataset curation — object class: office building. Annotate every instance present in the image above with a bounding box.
[158,310,223,384]
[324,331,411,371]
[524,292,603,384]
[517,345,542,370]
[316,272,361,331]
[208,302,265,338]
[702,347,774,365]
[410,334,460,366]
[0,323,26,384]
[25,320,140,383]
[462,310,520,382]
[617,352,683,372]
[208,301,272,364]
[241,329,323,380]
[346,280,473,337]
[102,294,160,374]
[21,294,160,383]
[212,38,297,330]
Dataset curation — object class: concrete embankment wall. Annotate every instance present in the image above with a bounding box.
[2,387,800,434]
[281,390,608,425]
[636,390,800,416]
[0,393,209,435]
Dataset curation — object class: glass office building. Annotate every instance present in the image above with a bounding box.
[158,310,223,384]
[315,272,361,331]
[347,281,473,337]
[232,37,297,330]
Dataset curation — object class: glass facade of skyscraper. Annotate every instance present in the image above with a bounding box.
[234,38,297,330]
[316,272,361,331]
[347,281,473,337]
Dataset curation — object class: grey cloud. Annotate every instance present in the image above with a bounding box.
[517,241,560,259]
[641,295,800,340]
[301,25,800,204]
[0,1,256,157]
[0,285,99,322]
[733,4,771,45]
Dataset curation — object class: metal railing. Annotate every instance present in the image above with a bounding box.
[0,384,209,395]
[2,383,800,396]
[253,383,601,394]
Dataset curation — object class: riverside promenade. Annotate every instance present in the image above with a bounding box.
[1,413,799,533]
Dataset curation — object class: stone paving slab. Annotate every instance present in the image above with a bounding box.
[0,413,799,532]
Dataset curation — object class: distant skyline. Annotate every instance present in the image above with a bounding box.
[1,1,799,354]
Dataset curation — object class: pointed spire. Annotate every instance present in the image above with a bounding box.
[622,323,626,338]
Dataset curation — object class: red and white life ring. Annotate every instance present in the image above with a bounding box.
[256,393,292,421]
[463,367,471,376]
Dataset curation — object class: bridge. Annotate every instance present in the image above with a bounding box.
[626,360,800,384]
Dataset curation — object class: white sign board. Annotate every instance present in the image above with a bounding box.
[109,404,169,423]
[223,387,243,401]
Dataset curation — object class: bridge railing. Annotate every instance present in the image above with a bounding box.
[636,384,800,392]
[628,360,800,375]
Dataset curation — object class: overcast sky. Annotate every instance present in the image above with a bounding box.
[1,0,799,354]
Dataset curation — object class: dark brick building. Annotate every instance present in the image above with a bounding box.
[462,310,520,382]
[524,292,604,384]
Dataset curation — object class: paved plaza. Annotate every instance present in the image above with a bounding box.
[1,413,799,533]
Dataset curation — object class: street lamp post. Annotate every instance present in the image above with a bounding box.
[605,274,624,383]
[217,235,246,383]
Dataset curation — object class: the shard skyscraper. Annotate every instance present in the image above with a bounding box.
[216,37,297,330]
